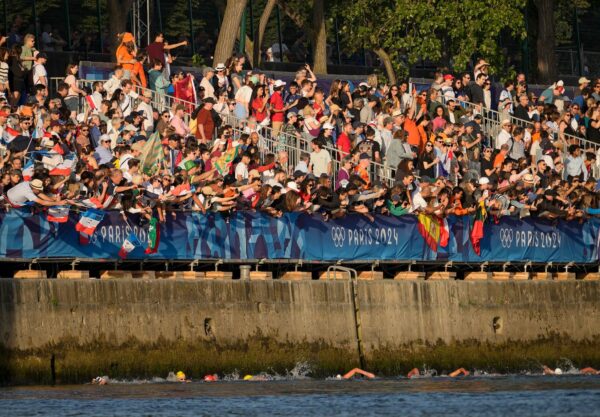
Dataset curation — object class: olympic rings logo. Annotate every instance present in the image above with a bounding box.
[331,227,345,248]
[499,228,513,248]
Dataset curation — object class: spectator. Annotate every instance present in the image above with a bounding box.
[195,98,216,143]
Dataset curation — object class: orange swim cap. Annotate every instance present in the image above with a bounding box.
[203,374,217,382]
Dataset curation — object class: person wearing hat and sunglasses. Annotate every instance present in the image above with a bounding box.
[6,178,68,208]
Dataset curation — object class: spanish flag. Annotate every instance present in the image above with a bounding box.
[417,213,449,252]
[470,201,487,256]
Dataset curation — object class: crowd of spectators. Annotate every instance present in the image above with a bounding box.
[1,32,600,225]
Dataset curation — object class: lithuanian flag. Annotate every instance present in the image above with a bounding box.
[470,201,487,256]
[417,213,449,252]
[215,142,241,175]
[139,132,165,175]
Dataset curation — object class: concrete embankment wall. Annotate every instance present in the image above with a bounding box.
[1,279,600,383]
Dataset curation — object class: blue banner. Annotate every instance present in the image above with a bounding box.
[0,209,597,263]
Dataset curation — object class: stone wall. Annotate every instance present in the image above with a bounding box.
[1,279,600,383]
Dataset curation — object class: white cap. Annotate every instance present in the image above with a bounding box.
[554,368,563,375]
[322,122,335,130]
[359,82,369,88]
[287,181,299,192]
[478,176,490,185]
[215,63,226,71]
[501,119,511,126]
[274,80,286,88]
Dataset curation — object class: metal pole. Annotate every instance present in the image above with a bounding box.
[156,0,163,33]
[334,16,341,65]
[32,0,38,42]
[187,0,195,55]
[3,0,7,36]
[574,7,583,76]
[276,4,283,62]
[239,8,246,55]
[96,0,102,52]
[522,2,529,80]
[64,0,71,50]
[146,0,150,46]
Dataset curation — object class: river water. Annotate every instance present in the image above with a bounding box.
[1,374,600,417]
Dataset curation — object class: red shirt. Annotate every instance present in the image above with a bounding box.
[251,97,267,122]
[147,42,165,65]
[337,132,351,157]
[270,92,285,122]
[196,108,215,140]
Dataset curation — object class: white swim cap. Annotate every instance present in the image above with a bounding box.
[554,368,563,375]
[335,374,342,380]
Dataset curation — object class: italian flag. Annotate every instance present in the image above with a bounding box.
[144,217,160,254]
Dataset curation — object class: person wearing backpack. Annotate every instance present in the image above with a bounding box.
[355,125,381,164]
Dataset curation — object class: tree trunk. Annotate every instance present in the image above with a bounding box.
[535,0,557,83]
[374,48,396,85]
[258,0,277,51]
[214,0,249,66]
[312,0,327,74]
[107,0,134,57]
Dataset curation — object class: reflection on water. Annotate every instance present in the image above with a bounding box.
[0,375,600,417]
[1,376,600,417]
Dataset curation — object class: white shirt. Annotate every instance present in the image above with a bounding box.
[496,129,512,150]
[200,77,215,99]
[235,161,248,181]
[7,182,37,206]
[32,64,47,86]
[136,101,154,132]
[310,149,332,177]
[104,75,122,97]
[120,91,139,117]
[235,85,253,104]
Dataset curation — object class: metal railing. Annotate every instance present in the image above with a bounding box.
[51,77,395,186]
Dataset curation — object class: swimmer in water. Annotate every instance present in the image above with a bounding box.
[448,368,470,377]
[167,371,191,382]
[204,374,219,382]
[407,368,468,378]
[337,368,375,379]
[543,365,599,375]
[91,376,109,385]
[243,374,268,381]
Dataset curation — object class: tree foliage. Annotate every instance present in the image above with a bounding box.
[334,0,526,81]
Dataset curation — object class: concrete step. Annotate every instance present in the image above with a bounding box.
[249,271,273,280]
[131,271,156,279]
[394,271,425,280]
[532,272,552,280]
[14,270,47,279]
[427,271,456,280]
[554,272,576,281]
[512,272,531,280]
[578,272,600,281]
[319,270,351,280]
[464,272,491,281]
[492,272,512,281]
[280,271,312,281]
[100,270,132,280]
[57,270,90,280]
[204,271,233,280]
[358,271,383,280]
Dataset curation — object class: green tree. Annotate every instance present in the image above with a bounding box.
[335,0,526,83]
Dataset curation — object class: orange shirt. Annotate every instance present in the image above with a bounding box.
[404,118,421,148]
[116,45,135,71]
[493,152,505,168]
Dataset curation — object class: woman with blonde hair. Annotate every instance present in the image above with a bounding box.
[302,105,321,140]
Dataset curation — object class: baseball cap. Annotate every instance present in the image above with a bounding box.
[579,76,591,85]
[359,152,370,160]
[274,80,286,88]
[443,74,454,81]
[287,112,297,119]
[478,176,490,185]
[322,122,335,130]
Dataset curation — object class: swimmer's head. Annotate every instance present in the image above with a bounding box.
[243,375,253,381]
[176,371,186,380]
[204,374,217,382]
[335,374,342,380]
[554,368,563,375]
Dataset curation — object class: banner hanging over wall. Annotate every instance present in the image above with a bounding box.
[0,210,597,263]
